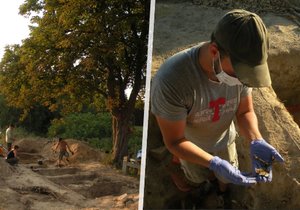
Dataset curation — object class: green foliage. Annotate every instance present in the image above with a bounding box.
[88,137,112,152]
[21,104,57,135]
[48,112,112,140]
[0,95,21,129]
[87,126,142,157]
[0,95,53,135]
[47,118,66,137]
[128,126,143,155]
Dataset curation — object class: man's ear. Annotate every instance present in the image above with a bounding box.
[209,42,219,59]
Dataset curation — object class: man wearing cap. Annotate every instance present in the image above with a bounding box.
[151,9,284,206]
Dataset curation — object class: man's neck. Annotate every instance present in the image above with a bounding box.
[198,42,218,82]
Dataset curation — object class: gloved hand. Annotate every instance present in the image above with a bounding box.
[250,139,284,182]
[209,156,256,186]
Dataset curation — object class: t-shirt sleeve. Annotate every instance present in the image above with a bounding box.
[240,85,252,98]
[151,75,188,121]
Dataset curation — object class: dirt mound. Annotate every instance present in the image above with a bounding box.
[0,158,14,177]
[15,138,48,153]
[15,138,105,164]
[67,139,105,163]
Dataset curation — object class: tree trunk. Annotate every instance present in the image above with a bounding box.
[112,114,131,166]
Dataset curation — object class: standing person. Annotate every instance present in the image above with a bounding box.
[150,9,284,207]
[5,124,16,152]
[6,145,19,165]
[54,137,74,167]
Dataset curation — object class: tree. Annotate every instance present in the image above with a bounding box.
[0,95,22,130]
[0,0,150,165]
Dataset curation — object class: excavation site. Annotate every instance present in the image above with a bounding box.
[0,138,139,210]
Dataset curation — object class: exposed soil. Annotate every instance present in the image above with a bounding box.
[0,138,139,210]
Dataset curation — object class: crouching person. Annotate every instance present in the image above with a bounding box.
[6,145,19,165]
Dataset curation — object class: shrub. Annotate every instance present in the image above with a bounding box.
[88,137,112,152]
[47,112,112,140]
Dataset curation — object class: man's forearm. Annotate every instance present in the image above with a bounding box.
[156,116,214,168]
[237,111,262,141]
[164,138,213,168]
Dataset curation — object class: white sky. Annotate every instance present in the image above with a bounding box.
[0,0,30,60]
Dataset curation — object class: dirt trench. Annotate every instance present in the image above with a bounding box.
[0,139,139,210]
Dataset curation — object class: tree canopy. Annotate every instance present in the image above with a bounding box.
[0,0,150,164]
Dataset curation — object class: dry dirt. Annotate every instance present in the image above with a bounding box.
[0,138,139,210]
[144,1,300,209]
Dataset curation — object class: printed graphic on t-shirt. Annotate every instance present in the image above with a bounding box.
[192,97,237,123]
[209,97,225,121]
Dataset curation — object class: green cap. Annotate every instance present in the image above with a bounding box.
[213,9,271,87]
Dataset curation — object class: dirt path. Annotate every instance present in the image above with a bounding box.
[0,138,139,210]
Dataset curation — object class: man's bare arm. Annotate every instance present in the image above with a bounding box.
[236,95,262,141]
[155,116,213,168]
[54,142,59,151]
[66,143,73,154]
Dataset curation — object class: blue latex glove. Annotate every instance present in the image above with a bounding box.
[250,139,284,182]
[209,156,256,186]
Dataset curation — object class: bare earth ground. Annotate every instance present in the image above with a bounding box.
[0,138,139,210]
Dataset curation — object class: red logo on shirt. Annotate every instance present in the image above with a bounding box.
[209,97,225,122]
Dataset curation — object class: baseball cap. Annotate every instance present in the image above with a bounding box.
[213,9,271,87]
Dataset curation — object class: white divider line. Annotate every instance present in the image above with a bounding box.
[138,0,156,209]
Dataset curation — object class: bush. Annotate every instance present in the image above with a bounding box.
[88,137,112,152]
[47,112,112,140]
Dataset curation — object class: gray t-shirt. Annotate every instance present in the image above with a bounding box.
[151,43,252,152]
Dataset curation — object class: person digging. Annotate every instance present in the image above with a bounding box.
[53,137,74,167]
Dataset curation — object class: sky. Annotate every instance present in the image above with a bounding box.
[0,0,30,60]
